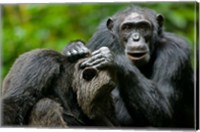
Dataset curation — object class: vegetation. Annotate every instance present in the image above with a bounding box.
[2,2,197,78]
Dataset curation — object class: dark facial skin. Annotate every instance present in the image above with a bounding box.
[108,13,153,66]
[86,7,194,128]
[121,13,153,66]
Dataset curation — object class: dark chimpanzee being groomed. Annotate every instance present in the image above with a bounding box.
[2,41,118,127]
[64,6,194,128]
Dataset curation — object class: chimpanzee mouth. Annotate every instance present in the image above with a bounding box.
[127,51,147,60]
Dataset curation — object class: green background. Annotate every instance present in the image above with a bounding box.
[2,2,198,78]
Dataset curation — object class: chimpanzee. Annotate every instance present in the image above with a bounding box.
[72,57,118,126]
[64,6,194,128]
[2,41,118,127]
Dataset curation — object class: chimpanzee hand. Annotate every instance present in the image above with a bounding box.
[80,47,114,69]
[63,40,90,63]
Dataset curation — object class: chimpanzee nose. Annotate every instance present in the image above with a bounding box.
[132,33,140,41]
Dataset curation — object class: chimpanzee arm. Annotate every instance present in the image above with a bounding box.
[79,47,169,125]
[114,37,193,127]
[2,49,66,125]
[114,54,173,126]
[80,41,193,127]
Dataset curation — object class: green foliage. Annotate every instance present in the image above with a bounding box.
[2,2,197,78]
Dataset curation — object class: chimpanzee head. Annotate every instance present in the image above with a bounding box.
[73,59,116,120]
[106,7,164,66]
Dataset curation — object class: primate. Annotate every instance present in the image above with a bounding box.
[65,6,194,128]
[2,41,117,127]
[72,57,118,126]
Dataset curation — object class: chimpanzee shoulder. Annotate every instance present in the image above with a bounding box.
[86,6,194,128]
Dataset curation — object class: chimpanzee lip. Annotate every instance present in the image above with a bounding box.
[127,51,148,60]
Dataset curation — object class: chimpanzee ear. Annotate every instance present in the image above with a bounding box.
[156,14,164,27]
[106,17,114,30]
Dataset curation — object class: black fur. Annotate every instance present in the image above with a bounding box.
[2,49,89,126]
[2,43,118,127]
[87,6,194,128]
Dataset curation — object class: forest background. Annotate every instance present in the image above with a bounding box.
[2,2,198,78]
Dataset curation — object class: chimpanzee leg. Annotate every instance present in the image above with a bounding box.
[29,98,67,128]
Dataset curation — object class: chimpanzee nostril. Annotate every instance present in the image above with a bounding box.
[132,33,140,41]
[82,68,98,81]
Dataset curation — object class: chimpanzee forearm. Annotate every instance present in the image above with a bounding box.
[114,55,173,126]
[85,6,194,127]
[78,48,173,126]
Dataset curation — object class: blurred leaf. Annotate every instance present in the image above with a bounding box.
[2,3,196,78]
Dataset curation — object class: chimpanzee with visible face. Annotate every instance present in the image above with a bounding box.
[65,6,194,128]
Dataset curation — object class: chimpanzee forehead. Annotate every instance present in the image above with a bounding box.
[125,12,145,21]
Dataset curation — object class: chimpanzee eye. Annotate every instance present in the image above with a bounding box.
[122,23,132,31]
[137,22,151,33]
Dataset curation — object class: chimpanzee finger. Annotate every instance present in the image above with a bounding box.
[76,46,90,57]
[82,53,103,65]
[75,46,84,54]
[67,49,80,62]
[80,57,96,68]
[76,40,85,46]
[65,51,72,57]
[80,58,105,69]
[87,58,105,66]
[70,49,78,56]
[76,41,89,51]
[92,49,101,56]
[82,46,90,54]
[92,47,110,56]
[92,60,108,69]
[75,42,91,56]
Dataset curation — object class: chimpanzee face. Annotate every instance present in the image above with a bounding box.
[107,12,154,66]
